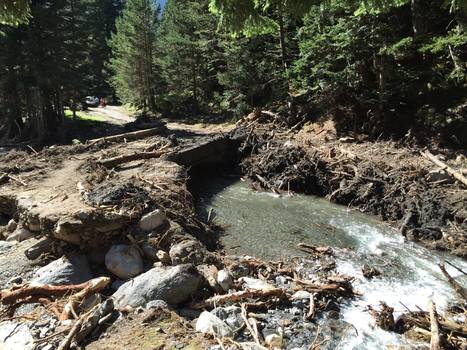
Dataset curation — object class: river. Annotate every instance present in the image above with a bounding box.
[195,176,467,349]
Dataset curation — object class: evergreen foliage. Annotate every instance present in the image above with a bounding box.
[107,0,158,112]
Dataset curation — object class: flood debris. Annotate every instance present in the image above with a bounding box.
[0,119,464,349]
[235,114,466,257]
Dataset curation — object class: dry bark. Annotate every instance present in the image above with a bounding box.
[88,127,162,145]
[98,150,166,168]
[429,300,441,350]
[1,277,110,305]
[193,288,285,309]
[438,260,467,301]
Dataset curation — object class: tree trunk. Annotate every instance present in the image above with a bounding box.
[278,7,288,72]
[411,0,425,37]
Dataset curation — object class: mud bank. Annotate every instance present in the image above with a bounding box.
[233,114,466,257]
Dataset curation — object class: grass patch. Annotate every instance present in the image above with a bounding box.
[64,109,105,122]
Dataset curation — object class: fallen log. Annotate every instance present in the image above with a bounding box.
[421,150,467,186]
[98,150,167,168]
[438,260,467,301]
[88,127,162,145]
[429,300,441,350]
[192,288,285,309]
[1,277,111,305]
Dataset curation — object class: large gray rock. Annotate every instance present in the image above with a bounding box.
[113,264,201,308]
[169,240,206,265]
[139,209,166,231]
[33,254,93,285]
[0,322,34,350]
[105,245,143,279]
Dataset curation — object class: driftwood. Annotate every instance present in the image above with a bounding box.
[421,150,467,186]
[297,243,332,256]
[98,150,167,168]
[1,277,110,305]
[293,279,356,296]
[88,127,162,145]
[193,288,285,309]
[74,299,114,342]
[60,277,111,320]
[438,260,467,301]
[429,300,441,350]
[56,318,84,350]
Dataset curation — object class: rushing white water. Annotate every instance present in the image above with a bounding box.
[195,177,467,350]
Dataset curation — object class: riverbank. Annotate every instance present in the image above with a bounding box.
[235,112,466,257]
[0,117,465,349]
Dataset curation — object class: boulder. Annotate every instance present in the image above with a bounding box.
[217,269,233,292]
[195,311,233,338]
[169,240,206,265]
[105,245,143,279]
[6,226,34,242]
[6,219,17,233]
[139,209,166,231]
[113,264,201,308]
[33,253,93,285]
[0,322,34,350]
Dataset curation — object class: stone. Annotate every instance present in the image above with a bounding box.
[0,322,34,350]
[54,218,82,245]
[265,334,283,348]
[113,264,201,308]
[211,306,243,330]
[0,241,13,253]
[6,227,34,242]
[33,253,93,285]
[156,250,171,265]
[141,243,157,261]
[6,219,17,233]
[217,269,233,291]
[139,209,167,231]
[195,311,233,338]
[8,276,22,284]
[169,240,206,265]
[291,290,312,300]
[426,169,453,183]
[145,300,169,309]
[105,245,143,279]
[24,237,54,260]
[239,277,275,291]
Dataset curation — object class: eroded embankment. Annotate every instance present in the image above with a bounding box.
[0,119,465,350]
[234,113,466,257]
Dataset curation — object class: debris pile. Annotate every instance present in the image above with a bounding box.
[235,111,467,257]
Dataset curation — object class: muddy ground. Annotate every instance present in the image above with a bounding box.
[235,113,466,257]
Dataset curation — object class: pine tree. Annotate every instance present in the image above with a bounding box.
[156,0,221,113]
[107,0,158,112]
